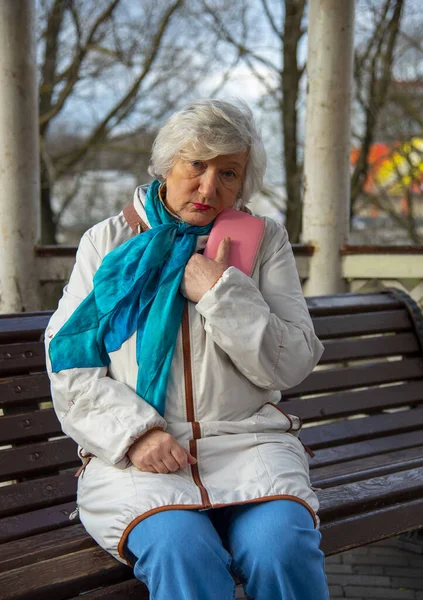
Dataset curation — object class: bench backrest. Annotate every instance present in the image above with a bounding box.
[0,312,79,544]
[282,291,423,477]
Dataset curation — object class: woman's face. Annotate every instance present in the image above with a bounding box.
[164,152,248,226]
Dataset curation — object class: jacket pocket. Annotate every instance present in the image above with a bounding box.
[256,403,315,461]
[199,402,303,438]
[255,402,302,436]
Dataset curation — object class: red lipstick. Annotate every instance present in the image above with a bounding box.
[193,203,212,211]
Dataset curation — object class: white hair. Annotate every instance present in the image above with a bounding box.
[148,98,266,206]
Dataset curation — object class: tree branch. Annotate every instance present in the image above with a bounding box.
[200,0,280,75]
[54,0,184,175]
[39,0,122,128]
[259,0,283,41]
[39,0,66,136]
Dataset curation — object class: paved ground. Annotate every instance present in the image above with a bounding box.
[234,534,423,599]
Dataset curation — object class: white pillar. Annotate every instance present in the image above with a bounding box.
[302,0,355,296]
[0,0,40,313]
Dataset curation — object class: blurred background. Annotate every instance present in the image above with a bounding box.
[36,0,423,246]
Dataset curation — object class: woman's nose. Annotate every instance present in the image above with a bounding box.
[198,169,218,200]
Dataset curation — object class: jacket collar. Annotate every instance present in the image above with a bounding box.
[133,184,150,227]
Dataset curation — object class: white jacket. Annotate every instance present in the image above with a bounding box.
[45,187,324,564]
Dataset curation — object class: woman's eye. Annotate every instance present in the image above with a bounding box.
[190,161,203,169]
[222,170,236,179]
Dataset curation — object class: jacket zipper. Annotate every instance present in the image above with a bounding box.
[182,302,211,509]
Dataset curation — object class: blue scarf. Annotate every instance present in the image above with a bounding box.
[49,179,213,416]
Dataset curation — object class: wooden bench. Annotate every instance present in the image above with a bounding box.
[1,290,423,599]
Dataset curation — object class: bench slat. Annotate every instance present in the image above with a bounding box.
[311,445,423,488]
[0,544,130,600]
[0,524,92,574]
[309,429,423,467]
[318,465,423,518]
[0,501,76,544]
[320,497,423,556]
[0,408,62,445]
[286,357,423,396]
[0,373,51,409]
[301,406,423,449]
[0,438,78,481]
[0,342,46,376]
[68,578,148,600]
[313,310,411,339]
[0,313,51,343]
[282,379,423,421]
[0,472,77,518]
[306,292,402,316]
[320,332,419,364]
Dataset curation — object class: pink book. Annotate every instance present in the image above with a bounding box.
[203,209,265,276]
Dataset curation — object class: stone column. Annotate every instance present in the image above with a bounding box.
[302,0,355,296]
[0,0,40,313]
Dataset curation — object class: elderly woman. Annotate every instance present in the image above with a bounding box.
[46,99,329,600]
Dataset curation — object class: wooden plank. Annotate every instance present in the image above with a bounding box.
[318,466,423,518]
[0,437,78,481]
[311,445,423,489]
[0,472,77,518]
[282,379,423,421]
[340,244,423,254]
[319,332,419,364]
[67,578,148,600]
[0,373,51,409]
[0,524,92,574]
[36,246,77,257]
[286,357,423,397]
[0,314,51,343]
[0,342,46,376]
[308,429,423,468]
[313,310,411,339]
[320,497,423,556]
[0,544,131,600]
[306,292,401,316]
[301,406,423,449]
[0,409,62,445]
[0,501,77,543]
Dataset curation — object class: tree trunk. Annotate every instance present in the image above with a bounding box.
[282,0,305,243]
[40,161,57,244]
[283,151,302,242]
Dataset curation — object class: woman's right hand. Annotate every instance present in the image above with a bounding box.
[127,429,197,474]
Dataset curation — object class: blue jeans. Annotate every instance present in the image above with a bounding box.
[125,499,330,600]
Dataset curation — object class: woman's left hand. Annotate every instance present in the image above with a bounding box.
[181,237,231,303]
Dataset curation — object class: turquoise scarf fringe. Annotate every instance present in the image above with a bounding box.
[49,179,213,417]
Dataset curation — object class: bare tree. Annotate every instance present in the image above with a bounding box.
[38,0,220,243]
[351,0,404,210]
[198,0,306,242]
[351,0,423,243]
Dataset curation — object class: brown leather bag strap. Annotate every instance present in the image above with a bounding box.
[123,203,149,234]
